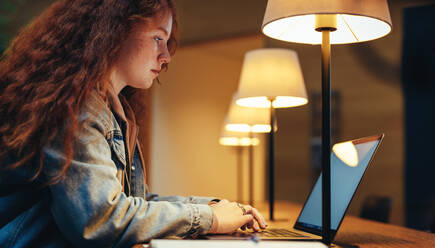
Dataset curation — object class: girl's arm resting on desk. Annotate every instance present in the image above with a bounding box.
[43,121,213,248]
[145,185,217,205]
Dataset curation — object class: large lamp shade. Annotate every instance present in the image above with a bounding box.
[262,0,392,44]
[236,48,308,108]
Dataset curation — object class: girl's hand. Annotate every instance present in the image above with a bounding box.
[208,199,267,234]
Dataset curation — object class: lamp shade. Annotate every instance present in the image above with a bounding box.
[219,129,260,146]
[226,93,271,133]
[262,0,392,44]
[236,48,308,108]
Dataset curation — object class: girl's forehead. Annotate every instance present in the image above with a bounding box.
[134,10,172,33]
[151,9,172,26]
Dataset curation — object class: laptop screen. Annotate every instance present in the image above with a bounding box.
[295,135,383,234]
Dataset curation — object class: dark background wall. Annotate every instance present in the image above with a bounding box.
[402,4,435,232]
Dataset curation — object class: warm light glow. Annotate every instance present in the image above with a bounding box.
[226,124,251,133]
[219,137,239,146]
[236,96,308,108]
[219,128,261,146]
[226,123,271,133]
[333,141,359,167]
[219,137,260,146]
[225,93,271,133]
[239,137,260,146]
[252,124,271,133]
[262,14,391,45]
[236,49,308,108]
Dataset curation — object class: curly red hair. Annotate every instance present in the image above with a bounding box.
[0,0,177,183]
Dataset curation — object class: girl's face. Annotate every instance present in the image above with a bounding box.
[111,10,173,92]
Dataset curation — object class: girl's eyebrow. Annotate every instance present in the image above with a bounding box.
[157,27,169,36]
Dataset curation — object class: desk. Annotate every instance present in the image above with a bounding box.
[138,201,435,248]
[256,201,435,248]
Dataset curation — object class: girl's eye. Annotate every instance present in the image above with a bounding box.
[154,37,163,42]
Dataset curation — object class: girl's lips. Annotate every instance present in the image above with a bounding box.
[151,69,160,75]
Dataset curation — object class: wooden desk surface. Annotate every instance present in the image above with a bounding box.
[256,201,435,248]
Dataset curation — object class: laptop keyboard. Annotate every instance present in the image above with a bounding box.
[259,228,309,238]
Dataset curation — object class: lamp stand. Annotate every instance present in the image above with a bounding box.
[320,29,332,246]
[236,146,244,203]
[319,24,360,248]
[249,131,254,206]
[268,98,276,220]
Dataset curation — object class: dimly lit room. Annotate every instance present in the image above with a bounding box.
[0,0,434,247]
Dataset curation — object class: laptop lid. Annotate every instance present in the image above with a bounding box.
[293,134,384,239]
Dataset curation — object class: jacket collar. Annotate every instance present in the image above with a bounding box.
[106,85,138,167]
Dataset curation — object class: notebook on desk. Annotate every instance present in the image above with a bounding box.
[207,134,384,241]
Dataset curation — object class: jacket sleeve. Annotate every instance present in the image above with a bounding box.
[43,119,214,248]
[145,185,217,205]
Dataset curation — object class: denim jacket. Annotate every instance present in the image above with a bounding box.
[0,91,215,247]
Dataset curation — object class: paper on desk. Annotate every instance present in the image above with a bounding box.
[150,239,328,248]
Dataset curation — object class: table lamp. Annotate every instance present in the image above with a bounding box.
[219,129,260,203]
[219,130,260,147]
[225,94,270,205]
[261,0,392,244]
[236,48,308,220]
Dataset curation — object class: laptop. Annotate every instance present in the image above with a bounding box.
[207,134,384,241]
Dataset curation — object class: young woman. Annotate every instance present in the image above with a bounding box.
[0,0,266,247]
